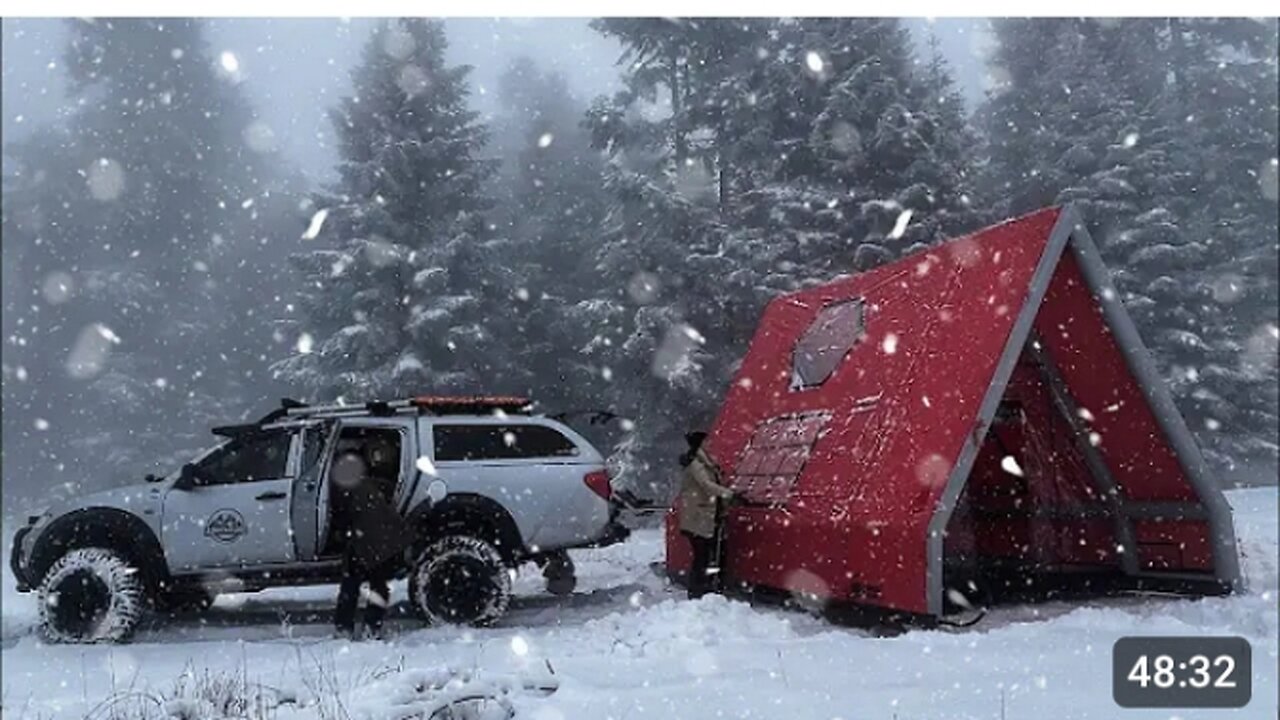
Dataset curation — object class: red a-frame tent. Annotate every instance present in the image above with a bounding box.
[666,206,1242,618]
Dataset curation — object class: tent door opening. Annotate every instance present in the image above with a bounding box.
[942,339,1135,611]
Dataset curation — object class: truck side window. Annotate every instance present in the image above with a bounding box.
[433,425,579,461]
[300,427,328,475]
[195,431,292,485]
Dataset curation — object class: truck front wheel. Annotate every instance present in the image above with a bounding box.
[37,548,147,643]
[410,536,512,627]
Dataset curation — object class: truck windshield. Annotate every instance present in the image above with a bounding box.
[150,440,229,482]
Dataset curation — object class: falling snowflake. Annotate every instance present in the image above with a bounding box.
[219,51,239,74]
[382,23,417,60]
[243,121,277,153]
[537,133,554,148]
[66,323,121,379]
[34,418,50,431]
[945,588,974,610]
[626,271,661,304]
[1000,456,1024,477]
[882,333,899,354]
[915,453,949,488]
[804,51,825,75]
[86,158,126,201]
[1209,274,1244,304]
[510,635,529,656]
[397,64,431,96]
[1261,158,1278,201]
[296,333,314,354]
[41,271,74,304]
[415,456,438,476]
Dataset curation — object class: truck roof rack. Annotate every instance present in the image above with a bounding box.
[280,395,533,420]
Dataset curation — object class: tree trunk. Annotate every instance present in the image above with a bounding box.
[1168,18,1187,103]
[717,131,730,212]
[670,51,687,168]
[669,51,689,245]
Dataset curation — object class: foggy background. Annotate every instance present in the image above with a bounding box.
[3,19,991,174]
[2,18,1275,515]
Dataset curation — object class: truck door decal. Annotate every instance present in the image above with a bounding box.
[205,508,247,543]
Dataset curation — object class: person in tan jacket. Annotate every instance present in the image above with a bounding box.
[677,432,738,598]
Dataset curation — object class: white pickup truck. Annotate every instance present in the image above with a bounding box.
[11,395,629,642]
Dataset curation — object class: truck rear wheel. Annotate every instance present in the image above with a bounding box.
[37,548,147,643]
[410,536,512,627]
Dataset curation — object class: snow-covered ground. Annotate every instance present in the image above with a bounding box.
[3,488,1276,720]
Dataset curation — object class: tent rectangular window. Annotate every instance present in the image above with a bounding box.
[729,412,830,504]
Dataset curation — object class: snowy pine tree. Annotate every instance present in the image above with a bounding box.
[274,19,504,402]
[978,18,1278,474]
[490,58,612,411]
[1,19,295,497]
[583,18,979,494]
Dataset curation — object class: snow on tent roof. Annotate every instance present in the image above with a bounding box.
[668,205,1242,618]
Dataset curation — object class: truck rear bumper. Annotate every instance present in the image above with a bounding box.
[10,526,33,592]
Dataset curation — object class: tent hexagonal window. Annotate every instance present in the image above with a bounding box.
[791,298,866,389]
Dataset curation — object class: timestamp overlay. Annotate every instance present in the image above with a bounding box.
[1113,636,1252,709]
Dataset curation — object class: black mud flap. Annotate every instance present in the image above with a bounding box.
[10,525,32,591]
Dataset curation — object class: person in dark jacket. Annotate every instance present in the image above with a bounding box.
[330,449,412,639]
[677,432,738,599]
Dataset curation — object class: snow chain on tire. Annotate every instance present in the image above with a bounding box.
[411,536,513,627]
[37,547,147,643]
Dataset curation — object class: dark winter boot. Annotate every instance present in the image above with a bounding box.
[541,551,577,596]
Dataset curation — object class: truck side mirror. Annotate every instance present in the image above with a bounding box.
[175,463,198,490]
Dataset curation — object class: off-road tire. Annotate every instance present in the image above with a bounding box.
[37,548,147,643]
[410,536,512,627]
[540,551,577,596]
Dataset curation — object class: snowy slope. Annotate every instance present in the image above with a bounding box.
[2,488,1276,720]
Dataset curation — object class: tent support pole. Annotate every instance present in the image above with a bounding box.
[924,207,1076,616]
[1063,207,1243,593]
[1026,335,1142,577]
